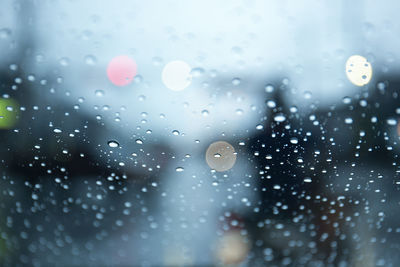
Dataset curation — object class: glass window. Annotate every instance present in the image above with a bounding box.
[1,0,400,266]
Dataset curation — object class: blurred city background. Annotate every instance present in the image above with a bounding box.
[1,0,400,266]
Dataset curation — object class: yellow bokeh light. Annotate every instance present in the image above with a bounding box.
[345,55,372,86]
[206,141,237,172]
[216,230,249,265]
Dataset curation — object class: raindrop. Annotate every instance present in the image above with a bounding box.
[290,137,298,144]
[387,118,397,126]
[172,130,180,136]
[9,64,18,71]
[256,124,264,130]
[342,96,351,104]
[108,140,119,148]
[190,67,205,77]
[27,74,35,82]
[59,57,70,67]
[0,28,11,39]
[266,100,276,108]
[235,109,244,115]
[53,128,62,133]
[290,106,298,113]
[135,139,143,144]
[303,91,312,99]
[377,82,386,91]
[95,90,104,97]
[176,167,184,172]
[232,78,241,86]
[345,117,353,124]
[138,95,146,102]
[265,84,274,93]
[84,55,97,65]
[152,57,163,66]
[274,114,286,122]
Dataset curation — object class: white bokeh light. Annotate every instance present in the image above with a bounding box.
[161,60,192,91]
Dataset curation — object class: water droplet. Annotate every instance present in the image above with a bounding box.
[0,28,11,39]
[274,114,286,122]
[95,90,104,97]
[232,78,241,86]
[9,64,18,71]
[172,130,180,136]
[190,67,205,77]
[387,118,397,126]
[108,140,119,148]
[273,185,281,190]
[53,128,62,133]
[152,57,163,66]
[377,82,386,91]
[138,95,146,102]
[235,109,244,115]
[304,177,312,183]
[266,100,276,108]
[265,84,274,93]
[59,57,70,67]
[359,99,367,107]
[175,167,184,172]
[200,110,209,117]
[303,91,312,99]
[135,139,143,144]
[290,106,298,113]
[345,117,353,124]
[214,153,221,158]
[290,137,298,144]
[256,124,264,130]
[84,55,97,65]
[27,74,36,82]
[342,96,351,104]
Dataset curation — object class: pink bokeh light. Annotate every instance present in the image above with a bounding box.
[107,55,137,86]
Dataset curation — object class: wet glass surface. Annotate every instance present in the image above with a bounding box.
[1,0,400,266]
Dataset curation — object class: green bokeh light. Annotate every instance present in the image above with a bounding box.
[0,98,19,129]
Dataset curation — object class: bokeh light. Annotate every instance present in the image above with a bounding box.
[106,55,137,86]
[345,55,372,86]
[205,141,237,172]
[397,120,400,137]
[161,60,192,91]
[216,230,249,265]
[0,98,19,129]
